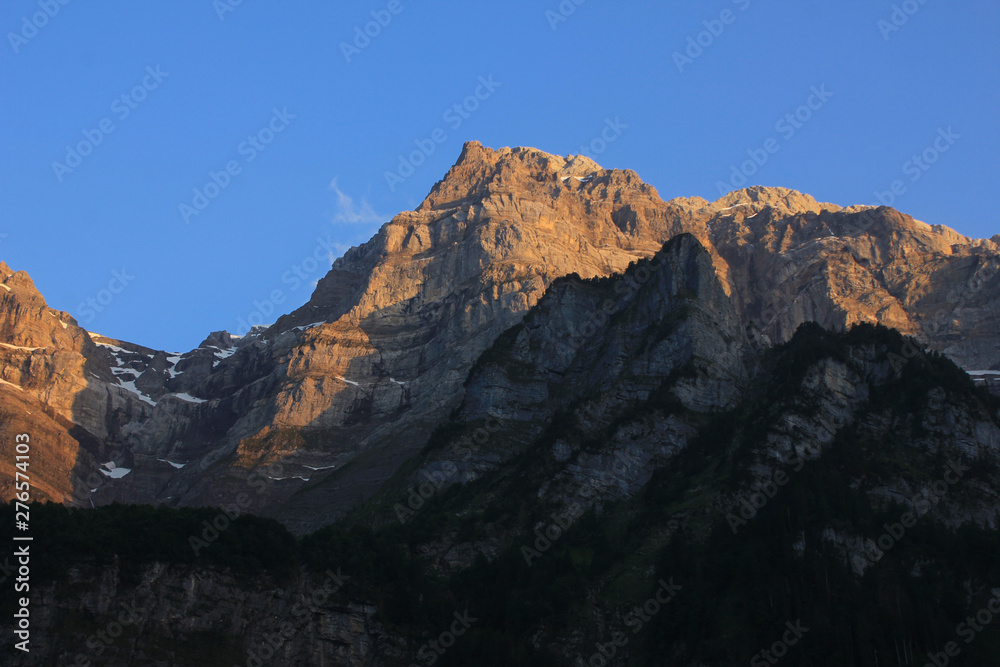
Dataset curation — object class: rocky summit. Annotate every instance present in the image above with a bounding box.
[0,142,997,534]
[2,142,1000,665]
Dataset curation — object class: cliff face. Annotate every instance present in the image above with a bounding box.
[374,240,1000,572]
[352,246,1000,663]
[3,171,999,664]
[379,233,750,532]
[6,238,998,666]
[704,193,1000,369]
[0,262,150,505]
[1,142,997,533]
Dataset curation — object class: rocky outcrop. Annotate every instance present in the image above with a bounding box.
[383,233,750,527]
[375,240,1000,576]
[0,262,138,504]
[704,194,1000,370]
[348,255,1000,663]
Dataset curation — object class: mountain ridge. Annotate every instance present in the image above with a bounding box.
[6,244,999,665]
[0,142,997,533]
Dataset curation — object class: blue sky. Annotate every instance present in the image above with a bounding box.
[1,0,997,351]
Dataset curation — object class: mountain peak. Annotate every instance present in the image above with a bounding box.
[0,261,39,293]
[4,142,997,538]
[454,140,603,174]
[418,141,610,211]
[707,186,839,218]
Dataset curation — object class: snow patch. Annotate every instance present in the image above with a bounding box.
[234,325,273,339]
[968,370,1000,384]
[157,458,186,469]
[170,392,207,404]
[0,342,40,352]
[46,311,69,328]
[165,354,185,377]
[115,378,157,405]
[99,462,132,479]
[94,341,129,354]
[335,375,360,387]
[292,322,326,332]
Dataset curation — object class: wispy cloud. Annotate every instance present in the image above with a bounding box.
[330,178,383,225]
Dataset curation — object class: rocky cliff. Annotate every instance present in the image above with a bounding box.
[4,234,999,665]
[1,143,997,535]
[370,236,1000,565]
[342,245,1000,663]
[0,261,153,505]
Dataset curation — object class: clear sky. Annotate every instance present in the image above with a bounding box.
[2,0,998,351]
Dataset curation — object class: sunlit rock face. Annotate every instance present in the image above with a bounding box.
[0,142,996,532]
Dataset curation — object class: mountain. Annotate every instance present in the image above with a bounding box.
[0,261,143,504]
[4,233,999,665]
[705,189,1000,369]
[1,142,997,539]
